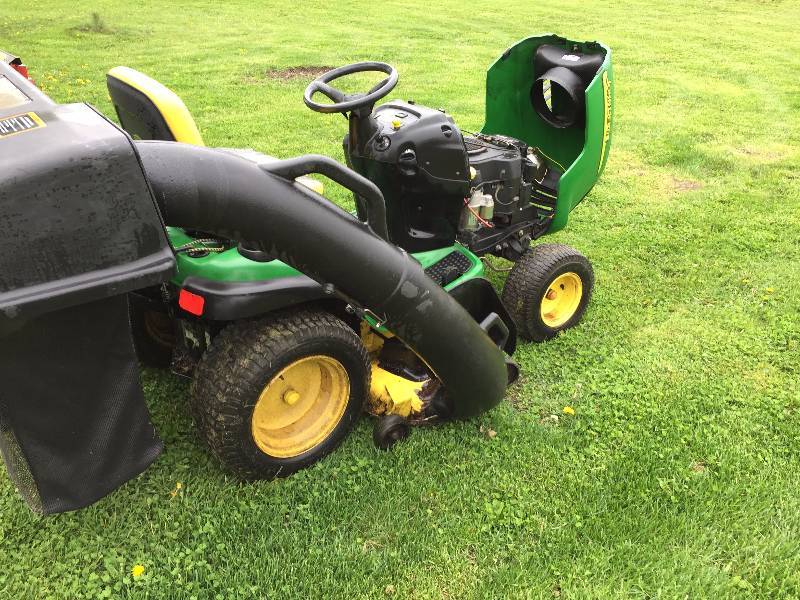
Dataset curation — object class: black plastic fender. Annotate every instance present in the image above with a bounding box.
[180,275,327,321]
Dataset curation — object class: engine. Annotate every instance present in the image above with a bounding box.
[345,101,557,259]
[459,133,552,258]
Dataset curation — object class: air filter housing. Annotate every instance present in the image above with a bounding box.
[531,44,604,129]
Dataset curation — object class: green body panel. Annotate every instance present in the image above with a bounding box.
[168,227,299,284]
[482,34,614,234]
[168,226,483,294]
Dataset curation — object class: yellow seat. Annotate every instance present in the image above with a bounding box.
[106,66,323,193]
[107,66,204,145]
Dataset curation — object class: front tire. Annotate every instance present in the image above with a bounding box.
[501,244,594,342]
[190,309,370,479]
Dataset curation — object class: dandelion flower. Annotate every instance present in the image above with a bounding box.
[563,406,575,416]
[132,564,145,578]
[170,481,183,499]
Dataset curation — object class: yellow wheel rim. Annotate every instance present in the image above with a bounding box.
[251,355,350,459]
[540,272,583,328]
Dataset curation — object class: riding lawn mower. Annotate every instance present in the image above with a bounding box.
[0,35,613,513]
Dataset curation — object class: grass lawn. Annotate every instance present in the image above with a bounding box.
[2,0,799,597]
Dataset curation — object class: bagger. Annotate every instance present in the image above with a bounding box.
[0,35,613,513]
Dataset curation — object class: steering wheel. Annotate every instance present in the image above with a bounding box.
[303,62,398,114]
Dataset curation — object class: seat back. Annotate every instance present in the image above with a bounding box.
[106,67,325,195]
[106,66,204,145]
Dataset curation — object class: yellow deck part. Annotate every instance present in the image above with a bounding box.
[360,321,385,354]
[369,362,425,418]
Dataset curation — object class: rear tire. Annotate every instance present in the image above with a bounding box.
[128,292,175,368]
[501,244,594,342]
[190,309,369,479]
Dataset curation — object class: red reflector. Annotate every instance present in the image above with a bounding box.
[178,289,205,316]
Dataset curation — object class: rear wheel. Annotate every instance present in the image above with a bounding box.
[501,244,594,342]
[190,309,369,479]
[128,292,175,368]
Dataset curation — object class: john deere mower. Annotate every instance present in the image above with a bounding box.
[0,35,612,513]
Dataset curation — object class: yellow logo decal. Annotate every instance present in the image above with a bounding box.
[0,112,45,139]
[598,71,611,173]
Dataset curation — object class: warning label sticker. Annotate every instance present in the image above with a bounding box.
[0,112,44,139]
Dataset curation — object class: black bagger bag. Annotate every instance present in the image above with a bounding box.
[0,64,175,513]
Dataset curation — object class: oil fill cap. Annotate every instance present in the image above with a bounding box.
[391,119,402,130]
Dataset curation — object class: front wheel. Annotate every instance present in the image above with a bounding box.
[190,309,370,479]
[501,244,594,342]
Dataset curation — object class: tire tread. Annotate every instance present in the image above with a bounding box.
[501,243,594,342]
[190,309,369,479]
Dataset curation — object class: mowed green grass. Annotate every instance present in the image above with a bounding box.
[2,0,800,597]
